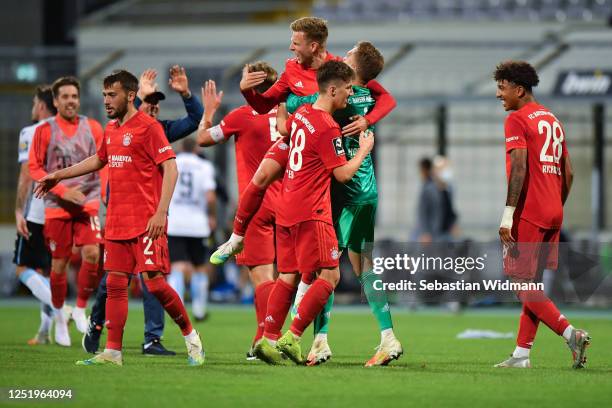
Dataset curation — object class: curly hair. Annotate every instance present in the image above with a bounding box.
[493,60,539,92]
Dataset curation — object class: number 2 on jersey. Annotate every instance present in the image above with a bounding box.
[538,120,564,164]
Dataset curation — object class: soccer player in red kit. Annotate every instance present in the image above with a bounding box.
[493,61,590,369]
[29,76,104,344]
[254,61,374,365]
[35,70,204,367]
[197,62,280,357]
[211,17,396,261]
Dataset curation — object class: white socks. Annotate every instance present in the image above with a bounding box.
[294,281,311,306]
[184,329,198,341]
[229,233,244,245]
[19,269,52,307]
[104,348,122,358]
[562,325,575,342]
[512,346,531,359]
[191,272,209,319]
[381,328,394,342]
[167,269,185,301]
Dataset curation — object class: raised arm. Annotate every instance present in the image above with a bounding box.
[197,80,224,147]
[240,65,289,114]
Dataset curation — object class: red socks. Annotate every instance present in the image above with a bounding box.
[105,273,129,351]
[519,290,570,336]
[144,275,193,336]
[290,279,334,337]
[516,304,539,349]
[76,261,99,308]
[234,181,266,236]
[50,270,67,309]
[253,280,274,344]
[263,278,296,340]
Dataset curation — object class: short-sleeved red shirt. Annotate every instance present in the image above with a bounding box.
[504,102,569,229]
[277,104,347,227]
[219,105,281,200]
[98,111,176,240]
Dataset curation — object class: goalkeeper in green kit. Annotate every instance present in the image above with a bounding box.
[285,42,403,367]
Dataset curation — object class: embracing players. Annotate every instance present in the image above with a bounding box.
[493,61,590,369]
[254,60,374,365]
[35,70,204,367]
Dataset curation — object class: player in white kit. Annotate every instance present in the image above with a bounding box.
[13,85,61,344]
[167,137,217,321]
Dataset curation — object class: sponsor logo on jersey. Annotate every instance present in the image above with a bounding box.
[122,133,133,146]
[109,154,133,168]
[159,145,172,154]
[294,81,304,88]
[332,137,345,156]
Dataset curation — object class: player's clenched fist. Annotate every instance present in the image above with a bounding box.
[239,64,268,92]
[358,129,374,153]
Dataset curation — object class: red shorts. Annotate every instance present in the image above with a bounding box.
[104,234,170,275]
[503,219,560,280]
[276,220,340,274]
[44,215,102,259]
[264,137,289,169]
[236,198,276,266]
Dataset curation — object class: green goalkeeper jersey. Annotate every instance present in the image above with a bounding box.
[286,85,378,205]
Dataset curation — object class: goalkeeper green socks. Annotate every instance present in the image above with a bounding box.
[359,270,393,331]
[313,291,334,335]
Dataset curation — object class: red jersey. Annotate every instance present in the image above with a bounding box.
[277,104,347,227]
[29,114,104,219]
[504,102,569,229]
[242,54,339,114]
[97,111,176,240]
[218,105,281,200]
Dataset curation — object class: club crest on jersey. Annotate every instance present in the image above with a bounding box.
[332,137,345,156]
[49,240,57,252]
[278,142,289,151]
[331,247,339,260]
[122,133,133,146]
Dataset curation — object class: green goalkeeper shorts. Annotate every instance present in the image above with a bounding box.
[333,202,376,253]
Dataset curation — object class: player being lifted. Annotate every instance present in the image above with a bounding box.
[493,61,590,369]
[255,60,374,365]
[197,63,280,358]
[29,77,104,344]
[210,16,396,265]
[35,70,204,367]
[283,42,402,367]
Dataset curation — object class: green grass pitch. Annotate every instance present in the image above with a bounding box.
[1,302,611,407]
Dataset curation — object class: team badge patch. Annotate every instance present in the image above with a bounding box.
[331,247,339,260]
[332,137,345,156]
[278,142,289,151]
[122,133,133,146]
[49,240,57,252]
